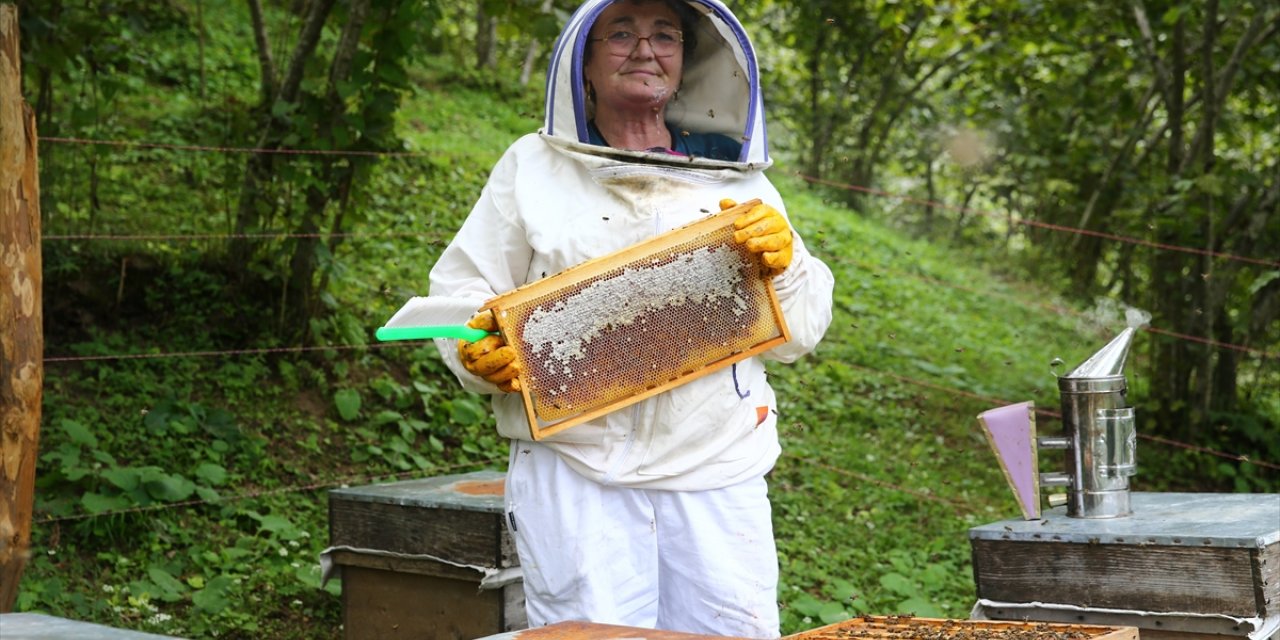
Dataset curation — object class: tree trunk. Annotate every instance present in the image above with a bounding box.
[316,164,356,300]
[0,3,43,612]
[196,0,207,100]
[519,0,553,86]
[805,23,829,178]
[246,0,277,105]
[1138,2,1189,439]
[519,41,539,86]
[1071,83,1158,247]
[1190,1,1220,424]
[283,0,370,336]
[285,184,326,333]
[31,0,58,131]
[1147,3,1275,436]
[922,155,935,234]
[1148,251,1195,440]
[231,0,338,267]
[475,1,496,70]
[1208,306,1237,415]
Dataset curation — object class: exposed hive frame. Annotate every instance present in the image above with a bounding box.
[482,199,790,440]
[786,616,1137,640]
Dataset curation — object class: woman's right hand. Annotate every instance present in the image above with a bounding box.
[457,312,521,393]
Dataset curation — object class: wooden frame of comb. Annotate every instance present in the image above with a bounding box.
[480,199,791,441]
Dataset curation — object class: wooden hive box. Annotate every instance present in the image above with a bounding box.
[970,492,1280,640]
[326,470,525,640]
[786,615,1137,640]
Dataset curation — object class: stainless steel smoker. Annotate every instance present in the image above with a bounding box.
[972,328,1280,640]
[1040,328,1139,518]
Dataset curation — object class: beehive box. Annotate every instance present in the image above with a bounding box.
[482,199,789,440]
[786,616,1137,640]
[970,492,1280,640]
[327,471,525,640]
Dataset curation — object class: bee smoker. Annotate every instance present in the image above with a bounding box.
[1040,328,1139,518]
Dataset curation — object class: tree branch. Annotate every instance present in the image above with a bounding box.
[1225,161,1280,257]
[903,42,973,102]
[857,9,925,150]
[277,0,339,105]
[246,0,277,104]
[328,0,371,93]
[1070,82,1160,246]
[1130,0,1171,98]
[1178,9,1275,176]
[1216,10,1277,103]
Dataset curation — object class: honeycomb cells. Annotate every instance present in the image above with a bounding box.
[501,225,781,423]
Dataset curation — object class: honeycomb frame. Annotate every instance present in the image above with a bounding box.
[482,199,790,440]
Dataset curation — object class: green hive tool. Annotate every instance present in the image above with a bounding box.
[375,325,492,342]
[376,296,498,342]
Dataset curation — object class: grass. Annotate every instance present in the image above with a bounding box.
[761,184,1102,629]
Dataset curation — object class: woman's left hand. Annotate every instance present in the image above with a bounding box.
[458,311,522,393]
[722,198,793,275]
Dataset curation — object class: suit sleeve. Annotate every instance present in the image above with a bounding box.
[427,146,533,394]
[761,197,835,364]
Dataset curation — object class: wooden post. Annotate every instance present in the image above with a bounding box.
[0,2,43,613]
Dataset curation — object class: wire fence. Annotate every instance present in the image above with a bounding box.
[36,455,507,526]
[794,172,1280,269]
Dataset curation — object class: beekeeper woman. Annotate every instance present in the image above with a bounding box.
[428,0,833,636]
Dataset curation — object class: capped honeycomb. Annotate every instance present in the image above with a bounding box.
[484,200,789,440]
[785,616,1136,640]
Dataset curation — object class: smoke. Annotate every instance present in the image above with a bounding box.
[1124,306,1153,329]
[1080,297,1151,334]
[943,128,993,169]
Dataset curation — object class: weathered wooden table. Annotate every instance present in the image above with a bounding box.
[477,620,736,639]
[326,469,525,640]
[476,615,1136,640]
[970,492,1280,640]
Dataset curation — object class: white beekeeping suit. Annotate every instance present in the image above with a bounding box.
[428,0,834,635]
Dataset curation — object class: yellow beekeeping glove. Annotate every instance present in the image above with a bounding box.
[721,198,793,275]
[457,311,521,393]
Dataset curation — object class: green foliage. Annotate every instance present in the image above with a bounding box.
[749,0,1279,445]
[27,309,493,636]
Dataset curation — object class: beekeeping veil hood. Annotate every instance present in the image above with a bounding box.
[542,0,769,167]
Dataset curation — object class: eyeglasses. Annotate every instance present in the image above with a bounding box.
[589,30,684,57]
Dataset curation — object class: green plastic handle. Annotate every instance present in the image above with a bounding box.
[375,325,492,342]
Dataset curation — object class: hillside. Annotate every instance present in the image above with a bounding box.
[20,65,1273,640]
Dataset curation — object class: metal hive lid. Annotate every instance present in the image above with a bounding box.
[969,492,1280,548]
[328,470,506,513]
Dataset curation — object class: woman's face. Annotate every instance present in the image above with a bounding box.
[584,0,684,117]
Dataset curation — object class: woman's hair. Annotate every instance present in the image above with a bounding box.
[582,0,700,67]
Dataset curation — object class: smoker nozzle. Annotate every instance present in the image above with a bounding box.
[1065,327,1136,379]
